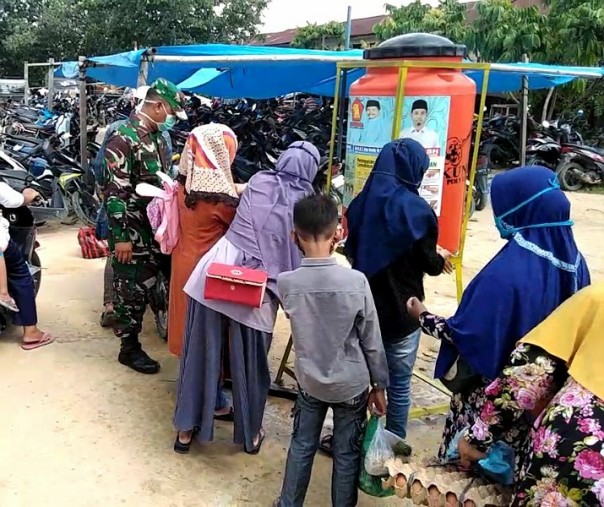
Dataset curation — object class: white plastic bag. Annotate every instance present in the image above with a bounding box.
[364,418,395,476]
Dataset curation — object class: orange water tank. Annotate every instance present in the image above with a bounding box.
[343,33,476,254]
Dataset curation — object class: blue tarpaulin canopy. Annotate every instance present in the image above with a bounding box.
[55,44,604,97]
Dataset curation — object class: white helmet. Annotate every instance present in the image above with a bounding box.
[134,85,150,101]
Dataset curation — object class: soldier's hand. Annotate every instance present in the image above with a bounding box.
[115,241,133,264]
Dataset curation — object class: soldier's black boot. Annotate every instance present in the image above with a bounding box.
[118,337,160,374]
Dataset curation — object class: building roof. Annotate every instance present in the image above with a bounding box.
[252,14,387,46]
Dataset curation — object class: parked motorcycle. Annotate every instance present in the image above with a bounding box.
[556,145,604,191]
[1,133,99,225]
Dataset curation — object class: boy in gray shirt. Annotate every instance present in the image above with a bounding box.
[275,194,389,507]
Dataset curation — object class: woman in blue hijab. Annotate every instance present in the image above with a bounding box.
[407,165,590,476]
[344,138,452,445]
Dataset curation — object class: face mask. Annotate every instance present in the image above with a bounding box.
[158,113,176,132]
[494,177,574,239]
[141,100,177,131]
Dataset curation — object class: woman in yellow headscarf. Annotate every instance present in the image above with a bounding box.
[458,283,604,506]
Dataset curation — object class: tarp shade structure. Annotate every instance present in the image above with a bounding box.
[54,44,604,97]
[466,62,604,93]
[55,45,364,96]
[54,61,79,79]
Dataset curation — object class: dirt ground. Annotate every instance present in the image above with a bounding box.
[1,192,602,507]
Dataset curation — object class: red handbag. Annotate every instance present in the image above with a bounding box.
[204,262,268,308]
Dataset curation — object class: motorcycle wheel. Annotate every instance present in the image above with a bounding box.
[32,251,42,297]
[475,190,488,212]
[484,143,507,170]
[71,190,100,227]
[153,271,169,341]
[557,162,585,192]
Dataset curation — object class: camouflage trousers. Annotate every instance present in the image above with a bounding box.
[112,256,160,349]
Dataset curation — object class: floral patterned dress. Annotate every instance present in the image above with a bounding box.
[419,313,532,478]
[465,342,604,506]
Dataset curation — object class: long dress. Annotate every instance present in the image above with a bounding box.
[173,237,278,452]
[464,343,604,506]
[420,313,532,479]
[167,188,236,356]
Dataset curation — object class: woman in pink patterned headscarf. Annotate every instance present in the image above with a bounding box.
[168,123,243,362]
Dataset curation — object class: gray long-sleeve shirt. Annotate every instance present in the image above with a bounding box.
[277,257,389,403]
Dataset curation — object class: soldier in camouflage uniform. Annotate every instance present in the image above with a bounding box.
[103,78,187,374]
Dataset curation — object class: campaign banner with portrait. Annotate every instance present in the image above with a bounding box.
[344,94,451,215]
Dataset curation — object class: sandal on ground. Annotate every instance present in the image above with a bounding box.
[214,406,235,422]
[245,428,266,455]
[21,332,55,351]
[319,434,334,456]
[174,429,197,454]
[0,296,19,313]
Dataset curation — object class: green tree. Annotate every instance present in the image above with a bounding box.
[373,1,431,41]
[373,0,468,44]
[0,0,268,76]
[291,21,345,50]
[467,0,546,62]
[545,0,604,66]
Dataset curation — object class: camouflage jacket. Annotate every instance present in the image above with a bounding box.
[102,115,170,260]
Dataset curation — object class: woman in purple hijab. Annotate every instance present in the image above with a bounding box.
[173,141,320,455]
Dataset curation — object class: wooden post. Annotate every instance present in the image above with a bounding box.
[47,58,55,110]
[137,54,149,87]
[23,62,30,105]
[78,56,88,170]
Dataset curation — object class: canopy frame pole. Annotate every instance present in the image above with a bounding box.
[344,6,352,50]
[78,56,89,171]
[149,54,363,64]
[335,69,349,164]
[520,54,529,166]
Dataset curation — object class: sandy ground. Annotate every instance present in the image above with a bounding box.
[1,192,603,507]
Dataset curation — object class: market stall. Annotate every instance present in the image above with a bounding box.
[53,42,603,413]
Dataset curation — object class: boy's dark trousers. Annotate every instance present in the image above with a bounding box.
[278,388,368,507]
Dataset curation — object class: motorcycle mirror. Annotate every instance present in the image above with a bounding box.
[542,120,550,129]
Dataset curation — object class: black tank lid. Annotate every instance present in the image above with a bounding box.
[364,33,467,60]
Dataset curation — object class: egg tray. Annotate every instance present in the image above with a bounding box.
[380,458,513,506]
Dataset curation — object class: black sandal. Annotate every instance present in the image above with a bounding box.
[174,430,196,454]
[245,428,266,455]
[214,406,235,422]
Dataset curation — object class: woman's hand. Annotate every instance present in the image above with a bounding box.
[406,297,427,322]
[458,436,486,469]
[437,246,455,274]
